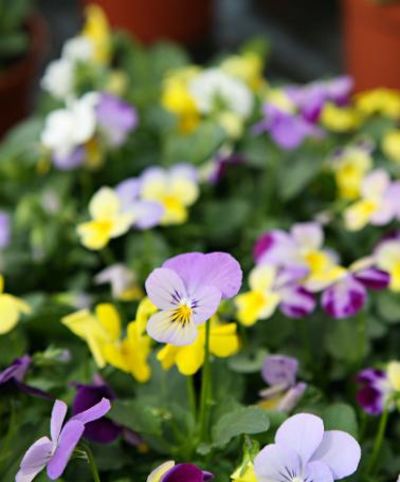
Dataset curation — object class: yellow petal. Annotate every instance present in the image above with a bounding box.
[103,342,128,372]
[0,275,4,293]
[344,199,377,231]
[77,220,113,250]
[169,178,199,206]
[235,290,280,326]
[383,130,400,164]
[157,344,180,371]
[95,303,121,341]
[147,461,176,482]
[161,196,187,225]
[136,298,158,335]
[249,264,277,292]
[321,103,360,132]
[209,323,240,357]
[89,187,120,220]
[0,295,21,334]
[109,213,134,238]
[175,339,204,375]
[388,361,400,391]
[82,4,111,65]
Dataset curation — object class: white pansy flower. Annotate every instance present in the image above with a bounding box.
[41,58,74,100]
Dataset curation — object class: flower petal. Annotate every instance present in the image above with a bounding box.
[279,286,316,318]
[311,430,361,479]
[262,355,298,387]
[145,268,187,310]
[254,443,302,481]
[304,461,334,482]
[321,276,366,319]
[51,400,68,442]
[191,285,221,325]
[89,187,120,220]
[47,420,85,479]
[18,436,53,477]
[162,463,207,482]
[275,413,324,465]
[291,222,324,251]
[71,397,111,424]
[147,310,198,346]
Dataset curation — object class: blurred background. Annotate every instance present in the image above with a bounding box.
[1,0,400,136]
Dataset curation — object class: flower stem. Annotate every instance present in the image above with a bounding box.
[367,405,389,475]
[199,319,211,442]
[187,375,197,421]
[82,442,101,482]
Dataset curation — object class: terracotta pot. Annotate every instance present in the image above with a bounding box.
[0,14,47,138]
[82,0,212,44]
[342,0,400,91]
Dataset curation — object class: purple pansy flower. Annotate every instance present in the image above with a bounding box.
[254,413,361,482]
[147,461,213,482]
[96,93,138,147]
[0,356,51,399]
[259,355,307,412]
[16,397,111,482]
[357,368,392,415]
[0,211,11,249]
[115,178,164,229]
[145,252,242,345]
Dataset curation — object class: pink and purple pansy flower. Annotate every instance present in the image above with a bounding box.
[16,397,111,482]
[145,252,242,345]
[254,413,361,482]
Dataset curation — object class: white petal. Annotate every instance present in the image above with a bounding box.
[145,268,187,310]
[147,310,198,346]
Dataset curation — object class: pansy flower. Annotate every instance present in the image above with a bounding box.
[145,252,242,346]
[140,165,199,225]
[344,169,400,231]
[259,355,307,412]
[254,413,361,482]
[357,362,400,415]
[0,274,31,334]
[77,187,133,250]
[157,316,240,375]
[147,461,213,482]
[16,398,111,482]
[94,263,143,301]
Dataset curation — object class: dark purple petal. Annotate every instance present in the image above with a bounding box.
[53,146,85,170]
[321,276,367,319]
[357,368,386,384]
[72,384,119,444]
[262,355,299,387]
[162,464,213,482]
[356,385,384,415]
[280,286,316,318]
[354,267,390,291]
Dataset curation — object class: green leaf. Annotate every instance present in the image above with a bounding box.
[322,403,359,438]
[278,154,318,201]
[377,291,400,323]
[109,399,163,436]
[212,406,270,448]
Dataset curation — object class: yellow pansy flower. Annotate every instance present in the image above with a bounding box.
[162,67,201,134]
[141,166,199,225]
[62,303,121,368]
[383,130,400,164]
[375,240,400,292]
[157,317,240,376]
[77,187,133,250]
[82,4,111,65]
[231,463,258,482]
[0,275,31,335]
[331,146,373,200]
[320,102,360,132]
[235,265,281,327]
[222,52,265,92]
[355,89,400,119]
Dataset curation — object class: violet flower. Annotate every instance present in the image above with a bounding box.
[145,252,242,345]
[254,413,361,482]
[96,93,138,147]
[0,211,10,249]
[16,397,111,481]
[259,355,307,412]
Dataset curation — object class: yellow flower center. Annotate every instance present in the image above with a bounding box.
[171,303,193,326]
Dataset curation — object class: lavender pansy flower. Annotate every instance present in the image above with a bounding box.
[0,211,11,249]
[147,461,213,482]
[96,93,138,147]
[145,252,242,345]
[259,355,307,412]
[16,397,111,481]
[254,413,361,482]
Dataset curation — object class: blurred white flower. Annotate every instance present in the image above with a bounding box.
[62,36,94,62]
[95,264,142,301]
[41,58,74,100]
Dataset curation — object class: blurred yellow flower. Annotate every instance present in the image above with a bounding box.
[383,130,400,164]
[82,4,111,65]
[375,240,400,292]
[0,275,31,335]
[356,89,400,119]
[387,361,400,392]
[77,187,133,250]
[222,52,265,92]
[320,102,360,132]
[157,317,240,375]
[332,147,372,200]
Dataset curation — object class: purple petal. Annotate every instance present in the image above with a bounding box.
[115,178,141,207]
[357,368,386,384]
[291,222,323,250]
[262,355,299,387]
[0,211,11,249]
[354,267,390,290]
[162,463,213,482]
[47,420,85,479]
[356,385,385,415]
[18,436,53,476]
[0,355,31,384]
[50,400,68,442]
[170,163,198,182]
[253,230,298,266]
[254,443,302,481]
[280,286,316,318]
[145,268,188,310]
[311,430,361,479]
[71,397,111,424]
[325,76,353,105]
[163,252,242,299]
[275,413,324,465]
[133,201,164,229]
[53,146,85,170]
[190,285,221,325]
[321,276,367,319]
[96,93,138,146]
[304,460,334,482]
[278,382,307,412]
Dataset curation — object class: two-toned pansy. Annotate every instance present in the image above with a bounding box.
[0,275,31,335]
[259,355,307,412]
[375,237,400,292]
[139,165,199,225]
[147,461,213,482]
[157,316,239,375]
[77,187,134,250]
[330,143,373,200]
[344,169,400,231]
[235,264,315,326]
[357,362,400,415]
[145,252,242,346]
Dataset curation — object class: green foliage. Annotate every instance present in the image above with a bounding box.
[0,0,31,66]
